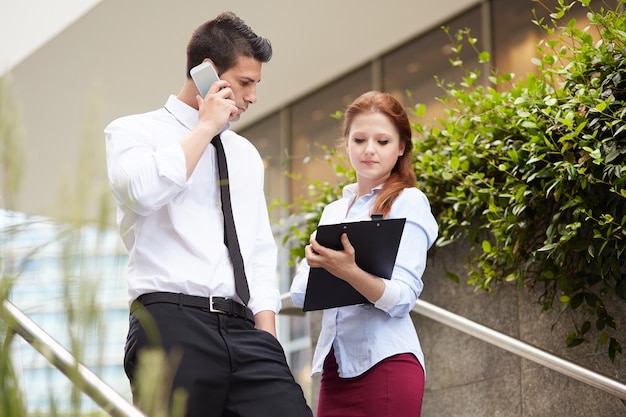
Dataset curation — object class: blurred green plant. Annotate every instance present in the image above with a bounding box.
[1,72,28,417]
[0,280,27,417]
[287,0,626,361]
[0,73,180,416]
[0,73,25,211]
[414,0,625,361]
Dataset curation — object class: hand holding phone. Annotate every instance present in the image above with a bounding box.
[190,61,220,97]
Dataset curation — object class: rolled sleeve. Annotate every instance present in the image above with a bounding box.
[290,259,310,307]
[373,279,402,312]
[106,117,190,215]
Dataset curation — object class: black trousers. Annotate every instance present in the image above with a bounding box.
[124,298,312,417]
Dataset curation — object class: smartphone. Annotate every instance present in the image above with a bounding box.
[190,61,220,97]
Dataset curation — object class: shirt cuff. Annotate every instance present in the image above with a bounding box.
[373,279,402,312]
[249,289,282,315]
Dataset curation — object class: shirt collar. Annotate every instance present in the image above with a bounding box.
[163,95,198,130]
[342,182,383,199]
[163,94,231,134]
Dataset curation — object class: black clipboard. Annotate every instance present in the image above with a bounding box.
[303,217,406,311]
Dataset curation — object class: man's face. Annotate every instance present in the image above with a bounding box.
[219,55,262,122]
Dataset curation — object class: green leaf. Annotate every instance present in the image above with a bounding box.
[445,271,460,283]
[584,292,601,308]
[570,293,584,309]
[414,103,426,117]
[609,338,621,362]
[581,321,591,335]
[566,332,585,348]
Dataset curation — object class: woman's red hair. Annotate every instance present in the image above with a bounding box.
[342,91,416,217]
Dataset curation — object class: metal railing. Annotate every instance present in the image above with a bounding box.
[410,298,626,400]
[1,299,146,417]
[281,293,626,401]
[3,290,625,417]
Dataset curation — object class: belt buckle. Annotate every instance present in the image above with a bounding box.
[209,296,227,315]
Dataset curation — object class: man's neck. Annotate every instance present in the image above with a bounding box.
[177,79,201,110]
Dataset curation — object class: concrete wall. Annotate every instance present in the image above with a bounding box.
[307,240,626,416]
[419,241,626,416]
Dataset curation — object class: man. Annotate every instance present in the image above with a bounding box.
[105,11,312,417]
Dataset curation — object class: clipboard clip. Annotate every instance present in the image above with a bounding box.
[371,213,384,220]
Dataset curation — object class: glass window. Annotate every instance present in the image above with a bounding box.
[290,347,312,399]
[383,5,484,123]
[491,0,615,79]
[289,65,373,203]
[492,0,561,77]
[238,112,286,222]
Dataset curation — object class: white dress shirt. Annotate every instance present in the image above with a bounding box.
[290,183,438,378]
[105,95,280,314]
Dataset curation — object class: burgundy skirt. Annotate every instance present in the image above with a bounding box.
[317,348,425,417]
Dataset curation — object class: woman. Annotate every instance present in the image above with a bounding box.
[290,90,438,417]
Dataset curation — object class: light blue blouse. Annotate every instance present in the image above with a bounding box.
[290,183,438,378]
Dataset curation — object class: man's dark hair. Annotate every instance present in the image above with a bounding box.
[186,11,272,77]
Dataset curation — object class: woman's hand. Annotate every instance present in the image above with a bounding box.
[305,233,358,282]
[305,232,386,302]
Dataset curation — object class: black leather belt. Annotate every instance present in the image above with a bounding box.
[132,292,255,324]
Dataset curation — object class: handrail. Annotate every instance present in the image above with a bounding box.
[1,299,146,417]
[279,293,626,401]
[3,289,624,417]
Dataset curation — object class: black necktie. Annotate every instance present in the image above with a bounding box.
[212,135,251,305]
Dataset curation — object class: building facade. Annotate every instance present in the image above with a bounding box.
[2,0,619,415]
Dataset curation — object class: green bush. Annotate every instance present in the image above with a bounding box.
[413,0,625,360]
[289,0,625,360]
